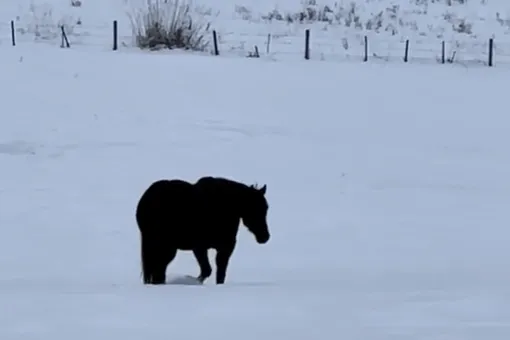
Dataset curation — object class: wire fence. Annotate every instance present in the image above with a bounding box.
[2,18,509,66]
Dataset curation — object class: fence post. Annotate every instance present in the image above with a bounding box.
[304,29,310,60]
[488,38,493,67]
[113,20,118,51]
[10,20,15,46]
[404,39,409,62]
[60,26,70,48]
[363,35,368,62]
[212,30,219,56]
[441,41,445,64]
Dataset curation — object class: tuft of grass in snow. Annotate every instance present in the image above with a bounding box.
[232,0,510,41]
[126,0,215,51]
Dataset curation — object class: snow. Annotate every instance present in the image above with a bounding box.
[2,0,510,339]
[2,42,510,339]
[2,0,510,63]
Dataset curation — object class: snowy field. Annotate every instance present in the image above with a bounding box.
[2,0,510,64]
[1,42,510,338]
[1,0,510,339]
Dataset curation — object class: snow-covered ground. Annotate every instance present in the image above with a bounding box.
[1,0,510,339]
[1,41,510,338]
[1,0,510,64]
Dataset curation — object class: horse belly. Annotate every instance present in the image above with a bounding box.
[169,223,218,250]
[157,212,206,249]
[173,228,200,250]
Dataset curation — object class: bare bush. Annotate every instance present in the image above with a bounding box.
[127,0,213,51]
[16,2,77,40]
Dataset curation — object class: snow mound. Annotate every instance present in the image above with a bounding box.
[167,275,204,285]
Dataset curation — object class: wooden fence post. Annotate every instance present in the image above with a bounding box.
[304,29,310,60]
[488,38,494,67]
[404,40,409,62]
[212,30,219,56]
[113,20,118,51]
[363,36,368,62]
[60,26,70,48]
[441,41,445,64]
[11,20,15,46]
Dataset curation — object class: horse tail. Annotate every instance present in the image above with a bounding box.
[140,231,156,284]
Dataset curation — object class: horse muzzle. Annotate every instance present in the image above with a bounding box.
[256,233,270,244]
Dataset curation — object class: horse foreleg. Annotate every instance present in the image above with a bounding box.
[193,248,212,283]
[215,244,235,284]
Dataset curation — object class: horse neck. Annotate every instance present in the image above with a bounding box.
[197,178,250,215]
[231,182,251,216]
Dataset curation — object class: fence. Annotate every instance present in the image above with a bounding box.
[3,18,504,67]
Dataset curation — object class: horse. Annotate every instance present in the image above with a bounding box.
[135,176,271,285]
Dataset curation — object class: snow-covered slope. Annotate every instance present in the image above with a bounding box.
[1,0,510,63]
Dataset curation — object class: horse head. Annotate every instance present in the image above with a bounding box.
[242,183,270,244]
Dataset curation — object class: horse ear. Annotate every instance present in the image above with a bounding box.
[259,184,267,195]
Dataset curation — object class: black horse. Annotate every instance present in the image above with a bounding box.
[135,176,271,285]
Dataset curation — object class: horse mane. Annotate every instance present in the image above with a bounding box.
[202,176,258,191]
[196,176,264,200]
[250,183,260,190]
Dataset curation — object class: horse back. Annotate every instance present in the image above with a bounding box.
[136,179,195,230]
[194,177,243,212]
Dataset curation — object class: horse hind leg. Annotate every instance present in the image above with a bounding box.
[140,231,155,284]
[152,247,177,284]
[140,231,176,284]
